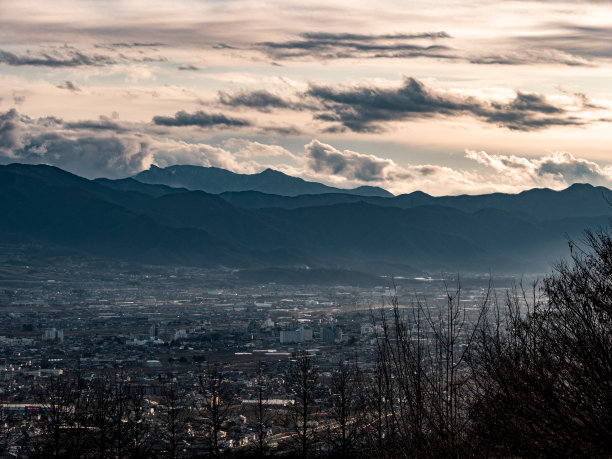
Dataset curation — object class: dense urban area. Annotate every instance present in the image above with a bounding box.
[0,255,507,457]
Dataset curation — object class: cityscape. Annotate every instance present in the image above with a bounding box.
[1,259,504,456]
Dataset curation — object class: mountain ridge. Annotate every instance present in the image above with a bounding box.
[133,164,394,197]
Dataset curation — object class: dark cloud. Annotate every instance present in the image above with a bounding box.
[469,49,591,66]
[152,110,251,128]
[258,125,303,136]
[178,64,199,70]
[307,77,596,132]
[213,43,237,49]
[218,89,309,112]
[300,32,452,41]
[56,81,81,92]
[111,42,165,48]
[0,49,115,67]
[257,31,454,60]
[64,118,127,132]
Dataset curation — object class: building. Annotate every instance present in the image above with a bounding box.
[42,328,63,343]
[320,325,343,344]
[280,327,313,344]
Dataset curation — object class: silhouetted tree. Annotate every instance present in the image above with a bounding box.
[250,362,275,458]
[325,356,364,459]
[35,373,81,458]
[159,380,189,459]
[199,364,234,458]
[369,281,489,456]
[285,351,319,459]
[470,228,612,456]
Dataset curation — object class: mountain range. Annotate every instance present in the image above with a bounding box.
[2,163,611,275]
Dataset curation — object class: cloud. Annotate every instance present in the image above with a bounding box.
[469,49,592,67]
[213,43,238,50]
[218,89,304,112]
[152,110,251,128]
[0,49,115,67]
[0,109,255,179]
[301,139,478,191]
[257,125,303,136]
[307,77,599,132]
[64,116,127,132]
[305,139,395,182]
[466,150,612,188]
[508,24,612,63]
[0,109,25,155]
[110,42,165,48]
[178,64,199,71]
[257,31,454,60]
[223,138,297,159]
[300,32,452,41]
[302,140,612,195]
[56,81,81,92]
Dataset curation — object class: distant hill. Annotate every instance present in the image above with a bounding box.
[2,163,611,275]
[133,164,393,197]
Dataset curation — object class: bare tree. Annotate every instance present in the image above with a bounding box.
[198,364,233,458]
[250,362,275,458]
[159,380,189,459]
[285,351,319,459]
[368,280,489,456]
[325,356,364,459]
[123,384,153,459]
[35,373,81,458]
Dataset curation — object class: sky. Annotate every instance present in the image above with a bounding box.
[1,0,612,195]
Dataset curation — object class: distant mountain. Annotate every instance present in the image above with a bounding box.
[133,164,393,197]
[2,163,611,275]
[220,184,612,220]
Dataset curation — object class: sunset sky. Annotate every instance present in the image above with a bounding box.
[1,0,611,195]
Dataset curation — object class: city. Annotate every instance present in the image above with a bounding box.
[0,259,501,456]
